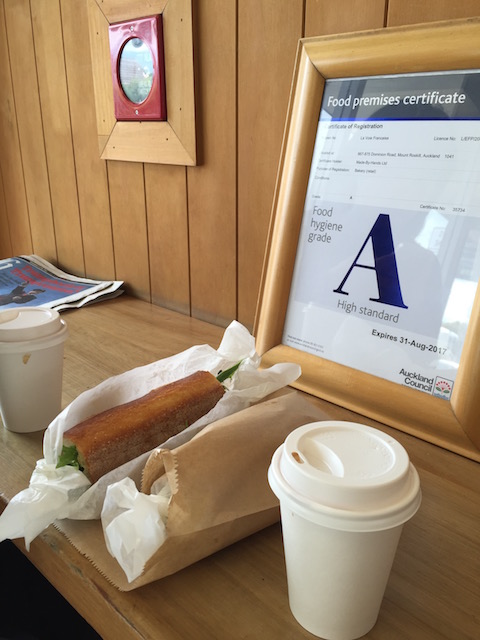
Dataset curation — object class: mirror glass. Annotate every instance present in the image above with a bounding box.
[119,37,154,104]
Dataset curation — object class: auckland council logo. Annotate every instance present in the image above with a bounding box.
[433,376,454,400]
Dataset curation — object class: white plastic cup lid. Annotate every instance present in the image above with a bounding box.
[0,307,63,342]
[269,421,421,531]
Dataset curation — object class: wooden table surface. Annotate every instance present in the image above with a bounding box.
[1,297,479,640]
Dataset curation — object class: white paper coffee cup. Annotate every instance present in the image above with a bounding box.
[268,421,421,640]
[0,307,68,432]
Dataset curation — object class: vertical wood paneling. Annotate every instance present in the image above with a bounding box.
[4,0,56,263]
[305,0,386,35]
[187,0,237,326]
[60,0,116,281]
[31,0,85,276]
[0,169,12,257]
[387,0,480,26]
[0,0,32,256]
[237,0,304,331]
[108,161,151,301]
[1,0,479,328]
[146,164,190,315]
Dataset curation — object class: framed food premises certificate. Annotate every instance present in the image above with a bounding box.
[254,18,480,461]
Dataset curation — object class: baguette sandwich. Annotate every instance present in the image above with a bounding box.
[56,370,225,483]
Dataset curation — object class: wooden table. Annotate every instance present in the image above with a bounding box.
[1,297,479,639]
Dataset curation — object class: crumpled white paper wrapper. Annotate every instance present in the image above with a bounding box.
[102,477,172,582]
[0,321,300,580]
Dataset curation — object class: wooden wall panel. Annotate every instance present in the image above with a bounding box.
[387,0,480,26]
[237,0,304,330]
[0,0,479,328]
[305,0,386,36]
[31,0,85,276]
[187,0,237,326]
[0,0,32,256]
[108,161,150,301]
[146,164,190,315]
[4,0,56,263]
[60,0,116,282]
[0,170,12,257]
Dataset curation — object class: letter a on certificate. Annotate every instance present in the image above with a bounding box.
[333,214,408,309]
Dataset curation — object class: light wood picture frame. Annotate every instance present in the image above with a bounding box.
[87,0,196,165]
[254,18,480,462]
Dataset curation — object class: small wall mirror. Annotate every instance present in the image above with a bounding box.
[119,38,155,104]
[89,0,197,165]
[109,14,166,121]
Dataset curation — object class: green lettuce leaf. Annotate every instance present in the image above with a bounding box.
[56,444,83,471]
[216,360,243,383]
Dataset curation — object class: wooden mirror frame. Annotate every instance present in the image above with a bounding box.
[87,0,196,165]
[254,18,480,462]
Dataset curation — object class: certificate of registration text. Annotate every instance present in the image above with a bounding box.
[283,70,480,400]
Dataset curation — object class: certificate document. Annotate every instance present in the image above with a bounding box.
[283,70,480,400]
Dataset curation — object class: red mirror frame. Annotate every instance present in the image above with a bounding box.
[109,15,167,121]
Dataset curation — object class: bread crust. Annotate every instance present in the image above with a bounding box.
[62,370,224,483]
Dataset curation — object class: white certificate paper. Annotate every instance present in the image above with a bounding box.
[283,70,480,400]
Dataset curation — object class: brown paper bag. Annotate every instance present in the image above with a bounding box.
[56,390,329,590]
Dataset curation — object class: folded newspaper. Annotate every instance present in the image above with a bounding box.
[0,255,123,311]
